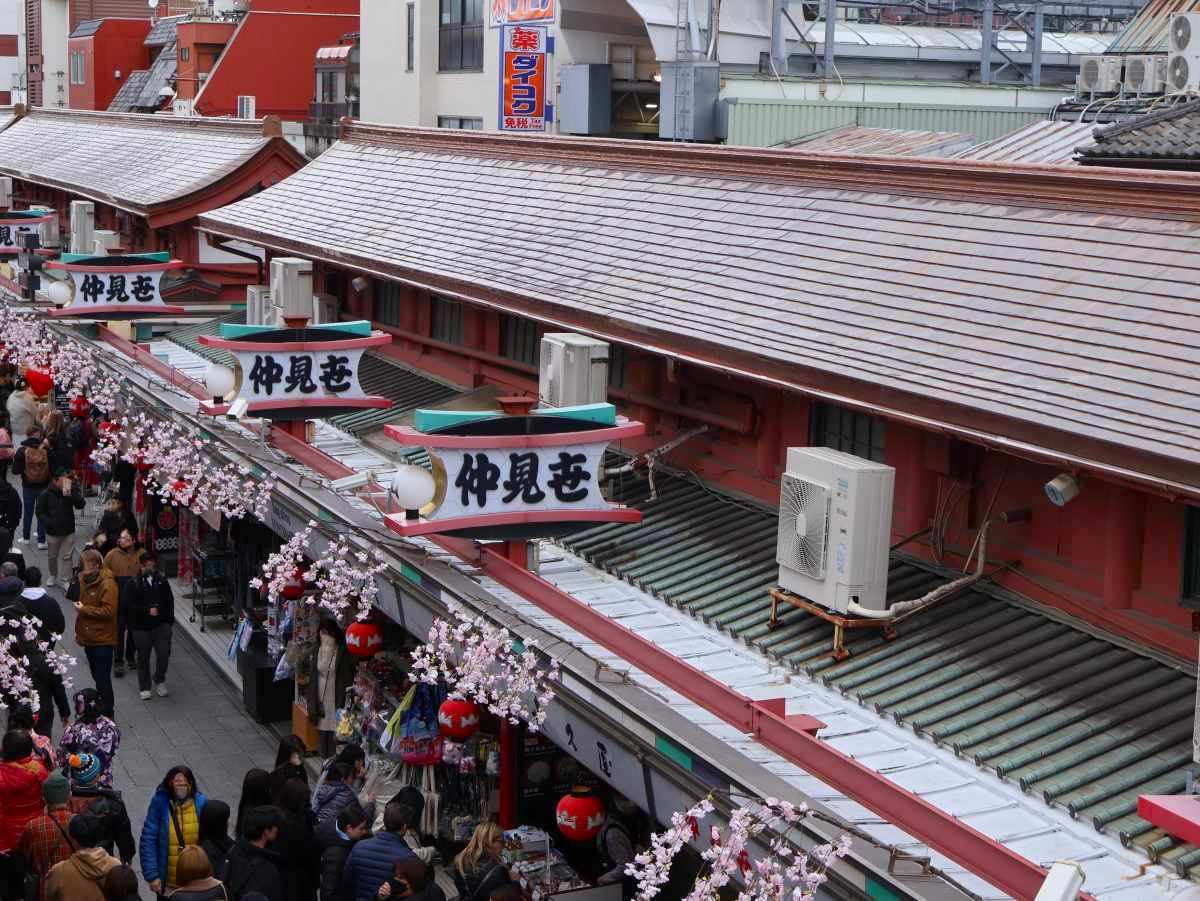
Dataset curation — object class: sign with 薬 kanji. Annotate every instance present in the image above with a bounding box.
[499,24,548,132]
[491,0,554,25]
[384,413,644,540]
[45,258,187,318]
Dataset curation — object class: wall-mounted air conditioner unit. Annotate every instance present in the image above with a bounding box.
[776,447,895,614]
[92,230,119,256]
[270,257,313,323]
[1077,55,1123,94]
[245,284,271,325]
[1168,14,1200,93]
[538,333,609,408]
[312,292,337,325]
[27,206,59,249]
[237,95,255,119]
[1123,55,1167,94]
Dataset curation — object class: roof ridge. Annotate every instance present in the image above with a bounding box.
[1091,97,1200,143]
[23,107,272,137]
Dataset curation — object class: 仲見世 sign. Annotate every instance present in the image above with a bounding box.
[45,258,186,318]
[491,0,553,25]
[0,214,53,255]
[499,24,549,132]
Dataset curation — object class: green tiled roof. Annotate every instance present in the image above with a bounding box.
[166,315,460,436]
[561,468,1197,875]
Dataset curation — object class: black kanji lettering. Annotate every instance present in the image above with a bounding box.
[105,274,130,303]
[565,724,578,751]
[454,453,501,508]
[597,741,612,778]
[0,226,11,246]
[547,451,591,503]
[502,452,545,503]
[284,355,317,394]
[319,354,353,393]
[248,354,284,396]
[130,275,154,303]
[80,274,104,305]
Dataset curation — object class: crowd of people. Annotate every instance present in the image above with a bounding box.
[0,725,523,901]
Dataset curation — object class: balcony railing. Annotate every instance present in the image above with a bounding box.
[309,100,359,121]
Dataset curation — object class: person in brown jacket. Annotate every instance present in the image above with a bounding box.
[74,549,118,719]
[44,813,119,901]
[103,529,142,678]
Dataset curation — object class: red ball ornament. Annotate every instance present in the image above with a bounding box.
[24,368,52,397]
[345,621,383,657]
[556,789,605,843]
[70,395,90,418]
[438,698,480,740]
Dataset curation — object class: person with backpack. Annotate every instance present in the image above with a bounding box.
[42,412,73,480]
[67,753,136,866]
[37,472,85,590]
[43,813,119,901]
[13,423,52,548]
[17,773,76,901]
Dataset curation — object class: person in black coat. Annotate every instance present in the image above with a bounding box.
[268,734,308,803]
[0,528,25,580]
[0,478,19,534]
[221,806,285,901]
[121,551,175,699]
[199,798,236,877]
[317,804,369,901]
[35,472,85,588]
[275,777,318,901]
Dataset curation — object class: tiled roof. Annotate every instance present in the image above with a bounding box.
[198,128,1200,495]
[560,467,1198,875]
[71,19,103,38]
[0,109,300,217]
[784,125,976,157]
[957,119,1094,165]
[134,40,177,111]
[1076,100,1200,165]
[145,14,185,47]
[107,70,151,113]
[165,314,459,435]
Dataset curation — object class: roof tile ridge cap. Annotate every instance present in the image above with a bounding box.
[1091,98,1200,143]
[26,107,264,136]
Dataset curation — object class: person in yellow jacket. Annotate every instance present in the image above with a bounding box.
[139,765,208,897]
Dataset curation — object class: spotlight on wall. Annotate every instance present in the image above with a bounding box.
[1044,473,1081,507]
[351,276,369,293]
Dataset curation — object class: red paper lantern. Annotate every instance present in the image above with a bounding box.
[24,368,52,397]
[70,395,90,418]
[99,420,119,434]
[345,621,383,657]
[438,698,480,740]
[171,479,188,494]
[556,789,605,843]
[135,453,151,473]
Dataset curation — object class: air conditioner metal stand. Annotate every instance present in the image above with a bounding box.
[768,587,898,661]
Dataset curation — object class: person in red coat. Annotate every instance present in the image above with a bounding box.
[0,728,50,896]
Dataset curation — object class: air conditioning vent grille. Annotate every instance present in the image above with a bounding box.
[1171,54,1191,90]
[777,475,829,579]
[1082,58,1100,86]
[1127,58,1146,84]
[1174,14,1193,52]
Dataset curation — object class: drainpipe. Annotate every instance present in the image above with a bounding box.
[770,0,788,73]
[687,0,703,58]
[824,0,837,77]
[706,0,721,60]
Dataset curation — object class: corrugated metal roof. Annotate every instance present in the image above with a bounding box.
[198,128,1200,488]
[957,119,1094,165]
[0,109,292,215]
[811,22,1109,54]
[784,125,976,157]
[107,70,152,114]
[560,467,1198,875]
[1077,98,1200,164]
[165,314,459,435]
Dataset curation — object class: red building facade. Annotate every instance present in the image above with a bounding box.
[67,17,152,110]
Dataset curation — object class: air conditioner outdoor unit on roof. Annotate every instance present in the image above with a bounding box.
[776,447,895,615]
[1169,14,1200,93]
[538,334,609,408]
[1124,55,1167,94]
[245,284,270,326]
[1077,54,1122,94]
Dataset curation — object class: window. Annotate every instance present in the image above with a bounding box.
[501,314,538,367]
[811,402,886,463]
[375,279,401,326]
[179,46,190,62]
[68,51,84,85]
[439,0,483,71]
[1184,508,1200,608]
[318,70,338,102]
[437,116,483,130]
[608,344,627,389]
[406,3,415,71]
[430,295,464,344]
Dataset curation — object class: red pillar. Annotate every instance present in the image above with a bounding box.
[1103,486,1145,610]
[497,538,528,828]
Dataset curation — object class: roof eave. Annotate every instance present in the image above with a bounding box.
[195,214,1200,503]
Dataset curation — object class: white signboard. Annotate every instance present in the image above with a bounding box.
[429,442,607,524]
[232,346,370,404]
[63,267,172,312]
[0,222,42,254]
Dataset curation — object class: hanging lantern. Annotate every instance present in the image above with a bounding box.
[556,788,605,843]
[70,395,90,418]
[438,698,480,740]
[99,420,120,435]
[171,479,188,495]
[135,452,151,473]
[24,368,52,397]
[345,620,383,657]
[281,568,305,601]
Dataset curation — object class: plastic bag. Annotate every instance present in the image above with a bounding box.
[398,682,444,765]
[273,653,294,682]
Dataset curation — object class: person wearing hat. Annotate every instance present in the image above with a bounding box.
[59,689,121,789]
[67,754,135,867]
[16,773,76,901]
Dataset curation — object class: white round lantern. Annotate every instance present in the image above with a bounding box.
[46,279,72,306]
[392,464,436,513]
[204,362,237,401]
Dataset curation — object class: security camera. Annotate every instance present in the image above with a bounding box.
[1044,473,1080,507]
[226,398,250,420]
[351,276,369,293]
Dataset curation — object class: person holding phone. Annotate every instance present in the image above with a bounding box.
[35,472,85,589]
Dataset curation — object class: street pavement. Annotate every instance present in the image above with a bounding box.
[13,488,279,880]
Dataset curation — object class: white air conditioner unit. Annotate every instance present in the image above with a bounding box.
[92,230,119,256]
[237,94,256,119]
[1123,55,1167,94]
[312,292,337,325]
[245,284,271,325]
[1168,14,1200,92]
[538,333,609,408]
[270,257,314,323]
[173,99,194,117]
[27,206,59,249]
[1077,54,1123,94]
[776,447,895,614]
[69,200,94,255]
[0,178,12,210]
[1171,12,1200,53]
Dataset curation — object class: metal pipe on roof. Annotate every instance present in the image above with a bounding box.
[705,0,720,60]
[770,0,788,73]
[981,0,994,83]
[1031,2,1044,86]
[824,0,836,77]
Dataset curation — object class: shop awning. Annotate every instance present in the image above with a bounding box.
[0,108,306,226]
[198,126,1200,499]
